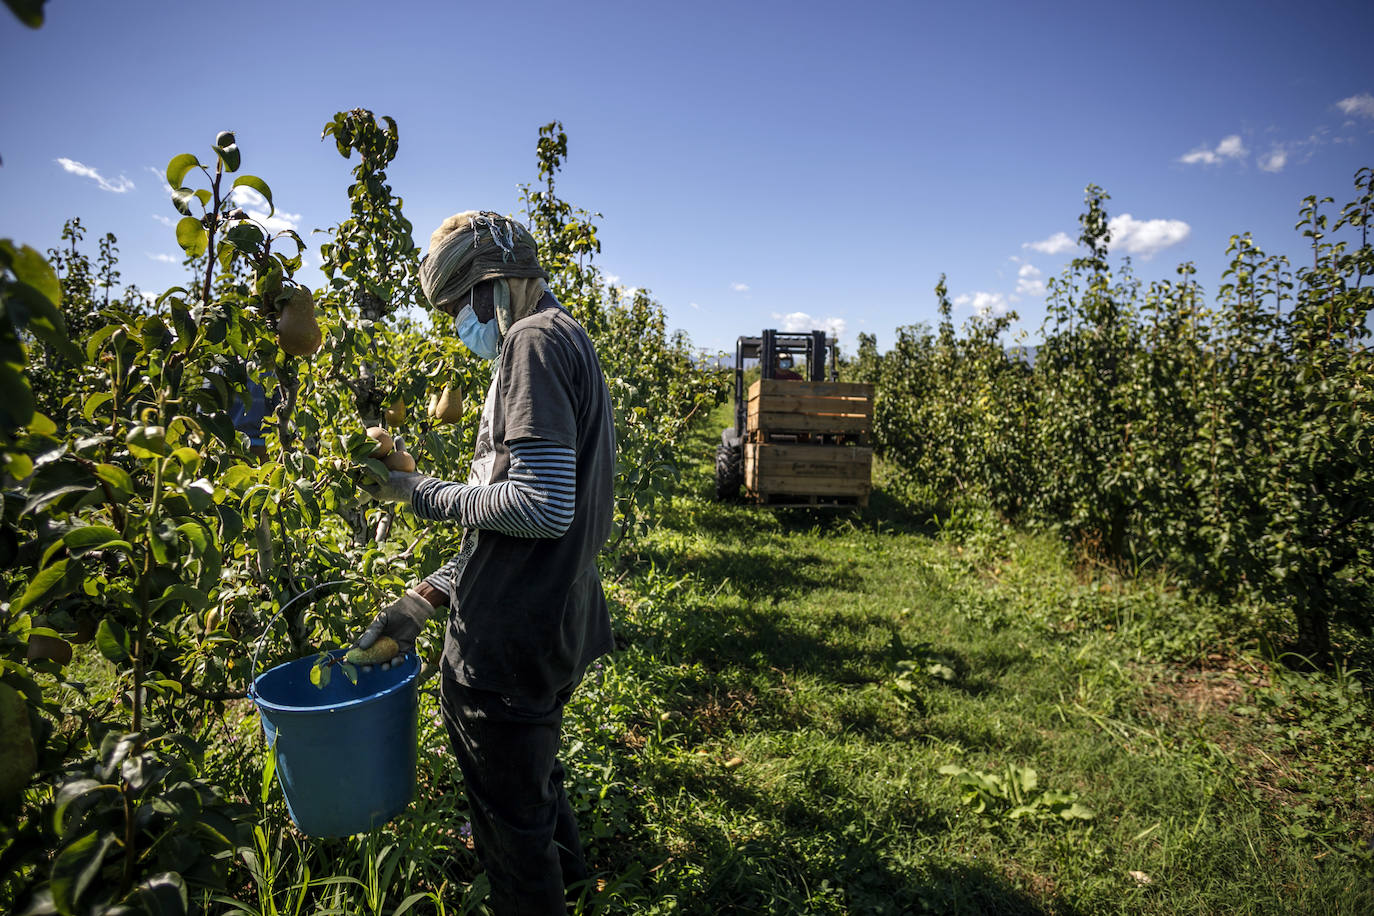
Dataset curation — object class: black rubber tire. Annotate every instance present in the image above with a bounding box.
[715,441,742,501]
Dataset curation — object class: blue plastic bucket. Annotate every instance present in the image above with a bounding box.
[250,648,419,837]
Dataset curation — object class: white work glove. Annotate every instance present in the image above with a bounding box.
[360,470,427,505]
[352,589,434,670]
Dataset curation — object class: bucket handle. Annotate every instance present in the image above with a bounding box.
[248,578,354,697]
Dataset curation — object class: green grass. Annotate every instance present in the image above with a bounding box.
[195,404,1373,913]
[551,405,1374,914]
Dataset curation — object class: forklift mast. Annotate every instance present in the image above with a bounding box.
[732,329,836,438]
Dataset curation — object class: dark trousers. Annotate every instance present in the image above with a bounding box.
[439,675,589,915]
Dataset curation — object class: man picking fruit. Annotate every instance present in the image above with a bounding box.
[357,211,615,913]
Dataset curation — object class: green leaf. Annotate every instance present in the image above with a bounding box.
[170,446,201,468]
[360,457,389,482]
[25,411,55,437]
[340,662,358,685]
[23,483,95,517]
[148,519,179,565]
[232,175,273,217]
[224,223,265,254]
[83,324,119,362]
[54,778,112,833]
[1060,802,1094,820]
[1,242,83,365]
[126,425,168,458]
[153,584,208,613]
[166,153,200,191]
[5,452,32,480]
[155,285,189,307]
[126,871,189,916]
[95,618,130,664]
[215,143,241,173]
[97,732,140,781]
[63,525,122,551]
[26,411,56,436]
[175,217,207,258]
[93,463,133,498]
[260,743,277,805]
[171,188,197,217]
[81,392,113,421]
[219,464,256,492]
[176,521,208,553]
[309,662,329,689]
[292,481,320,527]
[14,559,68,613]
[51,830,118,915]
[6,241,60,307]
[4,0,46,28]
[0,362,36,432]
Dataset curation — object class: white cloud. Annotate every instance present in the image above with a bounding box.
[1258,148,1288,173]
[1016,262,1045,297]
[1179,133,1248,166]
[1107,213,1190,259]
[772,310,846,339]
[145,165,175,195]
[1023,231,1075,255]
[952,291,1009,317]
[146,252,180,263]
[689,301,700,310]
[151,213,175,227]
[730,282,750,292]
[604,273,621,285]
[228,186,300,235]
[1216,135,1246,158]
[56,157,134,193]
[1336,93,1374,119]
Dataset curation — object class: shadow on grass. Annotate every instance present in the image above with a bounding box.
[914,862,1076,915]
[682,482,939,541]
[629,540,864,604]
[598,759,1072,916]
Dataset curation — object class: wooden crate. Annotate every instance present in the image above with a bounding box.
[744,442,872,507]
[746,379,873,441]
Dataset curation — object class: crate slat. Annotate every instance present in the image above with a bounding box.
[754,476,870,497]
[749,444,872,463]
[748,411,871,434]
[744,443,872,500]
[746,394,872,416]
[751,379,874,399]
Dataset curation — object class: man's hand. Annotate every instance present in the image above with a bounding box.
[352,589,435,670]
[360,470,427,505]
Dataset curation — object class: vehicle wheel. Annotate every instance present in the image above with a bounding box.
[715,435,742,501]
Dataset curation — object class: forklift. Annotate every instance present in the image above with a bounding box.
[715,329,874,507]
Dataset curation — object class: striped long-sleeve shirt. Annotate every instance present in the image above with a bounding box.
[417,438,576,597]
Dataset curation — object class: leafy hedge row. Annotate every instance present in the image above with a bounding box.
[0,115,722,914]
[850,171,1373,664]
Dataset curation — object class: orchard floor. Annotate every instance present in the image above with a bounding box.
[229,407,1374,914]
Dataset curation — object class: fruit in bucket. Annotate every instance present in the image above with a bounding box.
[345,636,399,666]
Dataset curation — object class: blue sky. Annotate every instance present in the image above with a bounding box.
[2,0,1372,355]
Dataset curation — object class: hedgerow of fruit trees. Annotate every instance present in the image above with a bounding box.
[851,170,1373,665]
[0,113,724,914]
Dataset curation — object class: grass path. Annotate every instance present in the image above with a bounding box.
[559,408,1374,914]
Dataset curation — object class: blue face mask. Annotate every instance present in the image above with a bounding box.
[456,300,501,360]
